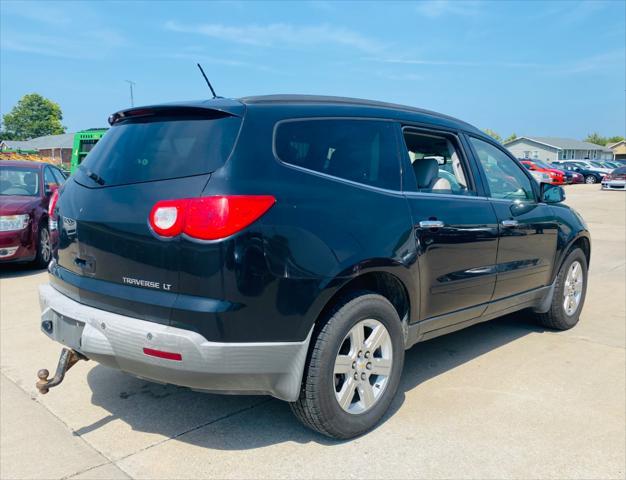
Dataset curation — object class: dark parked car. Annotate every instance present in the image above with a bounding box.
[553,161,605,184]
[38,96,590,439]
[0,160,65,266]
[563,169,584,184]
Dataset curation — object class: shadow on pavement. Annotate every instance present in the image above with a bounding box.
[0,263,46,279]
[79,310,545,449]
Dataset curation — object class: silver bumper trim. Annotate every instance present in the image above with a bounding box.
[38,284,312,401]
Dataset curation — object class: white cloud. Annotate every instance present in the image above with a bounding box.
[552,50,626,75]
[164,21,386,53]
[366,50,626,75]
[0,2,71,25]
[376,71,424,81]
[365,56,543,68]
[1,29,127,59]
[415,0,482,18]
[165,52,287,74]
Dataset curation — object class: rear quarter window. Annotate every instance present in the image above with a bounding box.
[78,112,241,186]
[275,119,401,190]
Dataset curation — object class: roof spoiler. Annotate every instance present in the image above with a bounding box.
[108,99,245,126]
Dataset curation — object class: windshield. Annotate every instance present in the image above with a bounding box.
[589,161,606,168]
[0,166,40,196]
[78,112,242,187]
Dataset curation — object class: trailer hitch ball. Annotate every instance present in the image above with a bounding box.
[36,369,53,394]
[36,348,86,394]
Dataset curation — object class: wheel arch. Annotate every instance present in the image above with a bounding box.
[311,267,415,347]
[552,232,591,283]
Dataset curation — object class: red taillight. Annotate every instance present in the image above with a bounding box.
[149,195,276,240]
[143,347,182,361]
[48,189,60,218]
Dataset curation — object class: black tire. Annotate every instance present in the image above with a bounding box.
[290,291,405,439]
[34,223,52,269]
[537,248,587,330]
[584,175,597,184]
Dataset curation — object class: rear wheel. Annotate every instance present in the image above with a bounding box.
[537,248,587,330]
[290,292,404,439]
[584,175,597,184]
[34,223,51,268]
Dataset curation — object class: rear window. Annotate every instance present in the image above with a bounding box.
[275,119,400,190]
[614,166,626,174]
[78,112,241,186]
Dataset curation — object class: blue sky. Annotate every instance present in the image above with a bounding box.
[1,0,624,139]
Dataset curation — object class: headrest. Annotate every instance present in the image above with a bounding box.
[412,158,439,189]
[23,172,36,185]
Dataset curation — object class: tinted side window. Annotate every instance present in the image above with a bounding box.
[44,167,59,187]
[470,137,535,201]
[275,119,400,190]
[51,168,66,184]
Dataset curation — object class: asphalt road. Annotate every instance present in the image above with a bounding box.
[1,184,624,479]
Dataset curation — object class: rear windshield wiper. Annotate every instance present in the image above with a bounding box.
[79,165,106,185]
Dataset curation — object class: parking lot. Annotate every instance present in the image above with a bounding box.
[0,184,624,480]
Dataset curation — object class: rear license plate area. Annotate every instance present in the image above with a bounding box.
[52,310,85,350]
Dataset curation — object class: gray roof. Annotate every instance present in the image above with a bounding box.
[0,133,74,151]
[0,140,35,150]
[506,136,612,152]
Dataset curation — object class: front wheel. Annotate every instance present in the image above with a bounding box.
[537,248,587,330]
[290,292,405,439]
[584,175,597,184]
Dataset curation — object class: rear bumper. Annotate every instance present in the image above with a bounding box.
[601,180,626,190]
[38,283,311,401]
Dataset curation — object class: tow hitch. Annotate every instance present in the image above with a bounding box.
[36,348,87,394]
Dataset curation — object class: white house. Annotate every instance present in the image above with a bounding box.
[504,136,614,163]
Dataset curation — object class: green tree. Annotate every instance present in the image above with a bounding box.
[504,133,517,144]
[484,129,502,143]
[584,132,607,146]
[607,135,625,145]
[1,93,66,140]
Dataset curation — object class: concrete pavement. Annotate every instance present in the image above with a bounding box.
[1,184,624,479]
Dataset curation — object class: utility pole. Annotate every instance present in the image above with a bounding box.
[125,80,136,107]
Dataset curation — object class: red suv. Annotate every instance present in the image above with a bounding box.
[520,160,566,185]
[0,160,66,266]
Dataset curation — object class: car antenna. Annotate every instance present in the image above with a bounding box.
[197,63,219,99]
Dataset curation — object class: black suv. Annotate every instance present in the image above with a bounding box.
[39,95,590,439]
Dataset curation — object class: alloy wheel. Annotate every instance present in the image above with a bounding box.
[563,260,583,316]
[333,319,393,414]
[40,228,51,263]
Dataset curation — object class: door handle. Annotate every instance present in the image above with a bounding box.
[501,219,519,228]
[419,220,445,229]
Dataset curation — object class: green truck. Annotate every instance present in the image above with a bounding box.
[70,128,108,173]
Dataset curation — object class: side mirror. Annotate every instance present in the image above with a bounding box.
[541,183,565,204]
